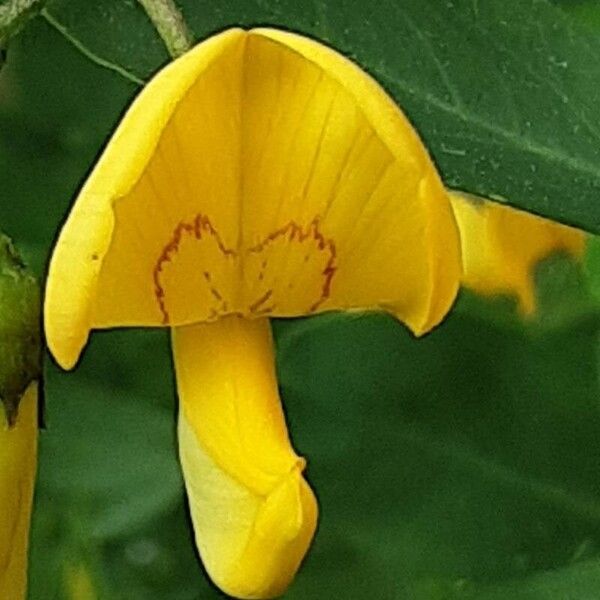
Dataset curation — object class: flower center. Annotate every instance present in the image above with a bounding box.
[153,215,336,324]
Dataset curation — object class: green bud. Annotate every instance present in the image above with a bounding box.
[0,235,41,426]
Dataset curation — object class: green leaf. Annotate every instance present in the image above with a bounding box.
[530,252,598,331]
[38,0,600,232]
[476,559,600,600]
[584,236,600,302]
[552,0,600,31]
[37,359,182,541]
[43,0,168,81]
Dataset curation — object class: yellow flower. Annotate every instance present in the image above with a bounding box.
[45,28,461,599]
[450,192,586,315]
[0,383,37,600]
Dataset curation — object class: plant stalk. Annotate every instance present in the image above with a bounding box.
[137,0,193,58]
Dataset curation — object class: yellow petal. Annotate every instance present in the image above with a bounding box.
[173,317,317,599]
[45,28,460,368]
[45,28,247,368]
[0,383,38,600]
[245,30,460,334]
[450,192,586,314]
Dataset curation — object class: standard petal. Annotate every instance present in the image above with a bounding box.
[46,28,461,369]
[172,317,317,599]
[450,192,586,314]
[0,383,38,600]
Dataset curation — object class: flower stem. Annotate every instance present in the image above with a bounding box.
[136,0,193,58]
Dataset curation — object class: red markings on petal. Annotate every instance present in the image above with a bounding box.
[153,215,336,323]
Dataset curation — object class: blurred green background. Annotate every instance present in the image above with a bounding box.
[4,1,600,598]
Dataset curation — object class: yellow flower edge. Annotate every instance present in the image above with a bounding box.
[44,28,463,599]
[450,192,586,314]
[0,382,38,600]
